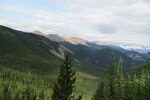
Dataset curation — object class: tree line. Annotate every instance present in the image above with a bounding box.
[92,54,150,100]
[0,54,150,100]
[0,54,82,100]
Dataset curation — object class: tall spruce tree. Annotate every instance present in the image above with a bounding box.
[130,74,137,100]
[136,77,143,100]
[124,74,131,100]
[92,81,105,100]
[116,57,124,99]
[106,54,116,99]
[143,76,150,100]
[51,54,76,100]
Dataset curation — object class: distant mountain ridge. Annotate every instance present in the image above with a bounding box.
[46,34,144,53]
[46,34,113,46]
[117,43,150,53]
[47,34,65,42]
[125,51,148,61]
[32,30,150,54]
[61,36,88,45]
[0,25,148,71]
[33,30,45,36]
[46,34,150,54]
[45,34,148,68]
[0,25,104,77]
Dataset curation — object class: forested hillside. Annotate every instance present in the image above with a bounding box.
[59,38,147,68]
[0,25,103,76]
[92,55,150,100]
[0,25,102,99]
[0,25,149,100]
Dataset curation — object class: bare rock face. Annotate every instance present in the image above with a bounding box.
[61,36,88,45]
[46,34,65,42]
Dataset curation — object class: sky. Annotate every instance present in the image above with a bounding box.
[0,0,150,46]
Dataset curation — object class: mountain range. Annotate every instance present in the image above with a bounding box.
[0,25,149,76]
[34,31,149,68]
[0,25,149,99]
[0,25,104,77]
[115,43,150,53]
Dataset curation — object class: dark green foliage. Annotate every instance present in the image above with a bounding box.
[76,95,83,100]
[0,65,54,100]
[116,57,124,99]
[61,41,146,68]
[51,54,77,100]
[0,25,104,78]
[127,52,150,76]
[0,25,63,74]
[143,76,150,100]
[123,74,132,100]
[106,54,116,99]
[93,55,150,100]
[0,25,150,100]
[92,81,105,100]
[0,25,102,100]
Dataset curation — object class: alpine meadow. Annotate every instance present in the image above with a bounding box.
[0,0,150,100]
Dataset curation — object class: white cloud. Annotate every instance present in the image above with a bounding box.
[0,19,77,36]
[0,0,150,45]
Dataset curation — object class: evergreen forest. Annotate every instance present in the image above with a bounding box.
[0,25,150,100]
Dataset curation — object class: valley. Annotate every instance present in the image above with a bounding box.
[0,25,149,100]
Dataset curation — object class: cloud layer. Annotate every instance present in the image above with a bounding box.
[0,0,150,45]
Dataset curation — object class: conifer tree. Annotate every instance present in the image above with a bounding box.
[106,54,116,99]
[124,74,131,100]
[76,95,82,100]
[141,70,146,83]
[1,82,11,100]
[130,74,137,100]
[51,54,76,100]
[92,81,105,100]
[136,77,143,100]
[143,76,150,100]
[116,57,124,99]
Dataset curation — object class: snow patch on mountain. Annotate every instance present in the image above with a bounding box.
[128,53,144,61]
[118,44,150,53]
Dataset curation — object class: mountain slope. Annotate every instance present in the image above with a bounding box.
[118,43,150,53]
[126,62,150,77]
[47,34,65,42]
[46,34,128,52]
[124,51,148,61]
[0,25,104,77]
[0,25,104,100]
[0,25,147,74]
[60,41,145,68]
[0,25,65,73]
